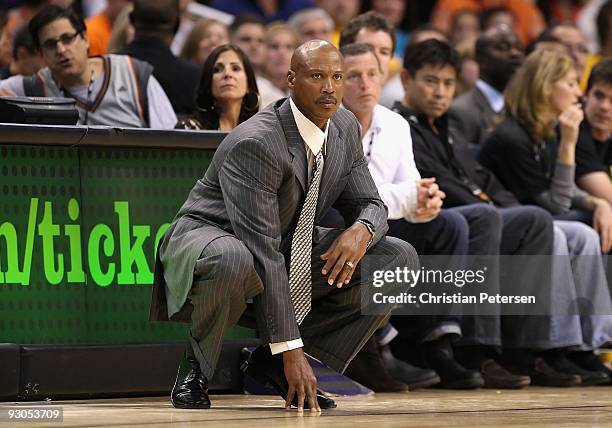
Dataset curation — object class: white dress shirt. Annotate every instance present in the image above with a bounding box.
[363,104,435,223]
[269,97,329,355]
[475,79,504,113]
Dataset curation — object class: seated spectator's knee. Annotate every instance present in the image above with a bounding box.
[572,222,601,254]
[522,205,554,235]
[439,209,470,237]
[474,204,502,232]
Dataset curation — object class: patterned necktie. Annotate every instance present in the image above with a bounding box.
[289,149,324,325]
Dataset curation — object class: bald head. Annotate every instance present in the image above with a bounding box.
[475,26,518,60]
[290,39,342,73]
[288,39,345,129]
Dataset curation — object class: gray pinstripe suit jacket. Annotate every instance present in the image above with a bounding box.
[151,97,388,344]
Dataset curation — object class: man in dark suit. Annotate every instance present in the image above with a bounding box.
[121,0,200,116]
[150,40,418,411]
[450,26,524,147]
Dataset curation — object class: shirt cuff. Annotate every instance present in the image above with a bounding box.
[269,338,304,355]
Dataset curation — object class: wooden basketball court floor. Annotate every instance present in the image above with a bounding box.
[2,387,612,428]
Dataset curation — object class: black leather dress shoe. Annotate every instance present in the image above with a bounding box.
[344,337,409,392]
[171,351,211,409]
[545,352,609,386]
[379,344,440,390]
[501,349,581,387]
[454,346,530,389]
[479,359,531,389]
[420,336,484,389]
[524,357,582,387]
[568,351,612,384]
[241,346,337,409]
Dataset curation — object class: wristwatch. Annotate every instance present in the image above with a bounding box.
[356,219,375,247]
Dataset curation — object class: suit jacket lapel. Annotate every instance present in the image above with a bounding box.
[475,86,496,118]
[276,99,307,194]
[317,119,342,218]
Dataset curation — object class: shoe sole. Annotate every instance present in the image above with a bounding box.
[483,379,531,389]
[171,401,211,409]
[531,378,582,387]
[578,377,610,386]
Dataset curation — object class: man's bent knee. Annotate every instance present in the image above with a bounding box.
[384,236,419,270]
[207,237,255,283]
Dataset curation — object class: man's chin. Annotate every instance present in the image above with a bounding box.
[52,67,78,80]
[428,108,447,119]
[591,121,612,135]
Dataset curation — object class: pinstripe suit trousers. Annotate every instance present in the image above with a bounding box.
[185,226,418,378]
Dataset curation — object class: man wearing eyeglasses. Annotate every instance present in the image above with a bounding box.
[0,5,177,128]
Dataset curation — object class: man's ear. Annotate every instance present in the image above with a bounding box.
[287,69,296,90]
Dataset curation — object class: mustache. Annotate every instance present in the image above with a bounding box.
[316,95,337,104]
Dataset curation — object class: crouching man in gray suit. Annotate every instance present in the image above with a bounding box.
[150,40,418,412]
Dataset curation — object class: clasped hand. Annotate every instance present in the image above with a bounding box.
[414,177,445,220]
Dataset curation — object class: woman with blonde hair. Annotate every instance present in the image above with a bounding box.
[180,19,229,65]
[479,49,612,385]
[481,49,612,241]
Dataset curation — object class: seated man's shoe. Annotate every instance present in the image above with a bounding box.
[501,349,581,387]
[454,346,530,389]
[545,352,609,386]
[241,346,337,409]
[479,359,531,389]
[171,351,211,409]
[379,344,440,390]
[508,357,582,387]
[344,337,409,392]
[420,336,484,389]
[568,351,612,384]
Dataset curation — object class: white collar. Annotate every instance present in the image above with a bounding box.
[475,79,505,113]
[290,97,329,156]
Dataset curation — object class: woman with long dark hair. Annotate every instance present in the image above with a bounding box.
[177,44,259,130]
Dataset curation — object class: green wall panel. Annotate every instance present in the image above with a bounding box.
[0,144,255,344]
